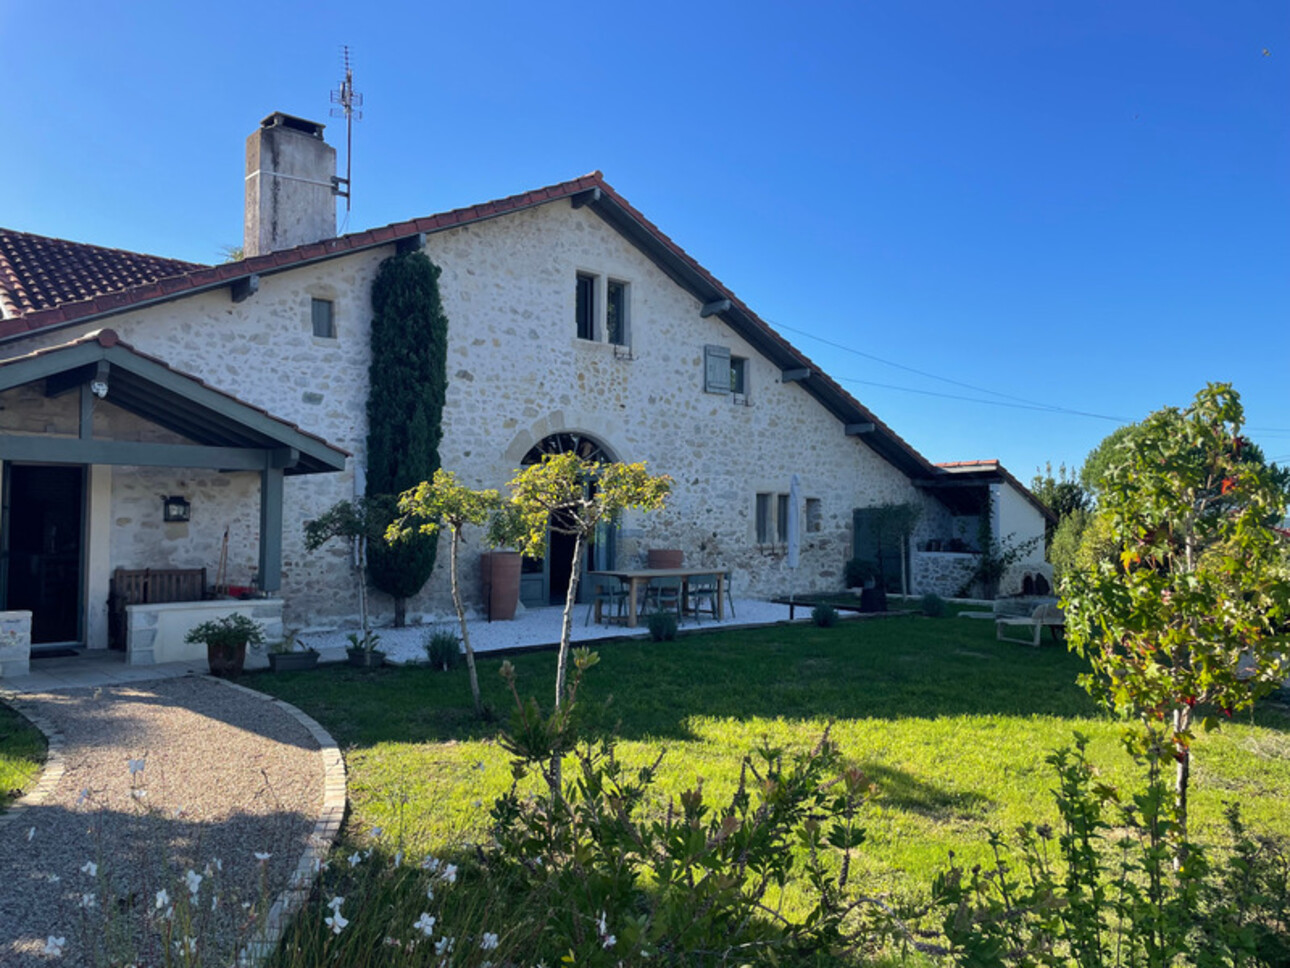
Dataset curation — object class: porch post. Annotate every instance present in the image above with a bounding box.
[259,466,284,593]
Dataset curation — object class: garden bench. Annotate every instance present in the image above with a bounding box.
[996,602,1065,647]
[108,567,206,649]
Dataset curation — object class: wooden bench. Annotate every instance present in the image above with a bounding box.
[109,568,206,649]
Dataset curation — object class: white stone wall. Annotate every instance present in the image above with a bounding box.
[3,200,946,628]
[993,483,1050,596]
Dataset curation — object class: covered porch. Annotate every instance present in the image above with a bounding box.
[0,329,348,674]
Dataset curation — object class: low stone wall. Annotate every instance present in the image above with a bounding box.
[911,551,978,598]
[125,599,285,666]
[0,611,33,678]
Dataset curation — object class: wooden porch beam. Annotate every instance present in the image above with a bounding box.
[259,463,284,593]
[845,422,876,436]
[781,368,810,383]
[0,434,279,471]
[700,298,731,318]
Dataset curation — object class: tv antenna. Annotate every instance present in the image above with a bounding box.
[330,45,362,212]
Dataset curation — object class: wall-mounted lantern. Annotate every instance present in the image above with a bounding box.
[163,496,191,523]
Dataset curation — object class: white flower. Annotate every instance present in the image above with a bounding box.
[26,827,35,842]
[440,863,457,884]
[174,936,197,956]
[425,885,434,902]
[393,850,404,868]
[131,789,147,800]
[370,826,383,839]
[76,788,91,805]
[80,861,97,877]
[597,911,608,934]
[348,851,362,867]
[42,936,66,957]
[421,855,440,872]
[155,888,170,910]
[324,911,349,935]
[253,851,271,863]
[472,799,482,808]
[80,893,96,909]
[434,935,455,956]
[480,931,499,950]
[413,912,436,937]
[128,758,146,775]
[205,858,223,875]
[185,870,202,896]
[327,896,345,912]
[603,934,616,949]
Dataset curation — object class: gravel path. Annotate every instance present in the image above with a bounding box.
[0,676,332,967]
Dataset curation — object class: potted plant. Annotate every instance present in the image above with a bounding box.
[346,630,385,669]
[185,613,264,678]
[844,558,878,590]
[267,629,319,672]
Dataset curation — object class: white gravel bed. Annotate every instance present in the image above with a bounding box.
[0,676,325,967]
[298,597,818,665]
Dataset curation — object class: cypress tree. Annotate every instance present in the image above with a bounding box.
[365,250,448,626]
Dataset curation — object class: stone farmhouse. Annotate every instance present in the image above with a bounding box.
[0,113,1052,669]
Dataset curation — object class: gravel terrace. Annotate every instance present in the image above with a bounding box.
[0,676,326,966]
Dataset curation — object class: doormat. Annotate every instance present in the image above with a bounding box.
[30,649,81,660]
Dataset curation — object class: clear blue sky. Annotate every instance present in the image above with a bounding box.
[4,1,1286,480]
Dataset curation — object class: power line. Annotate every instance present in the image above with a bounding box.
[771,320,1130,422]
[832,375,1128,419]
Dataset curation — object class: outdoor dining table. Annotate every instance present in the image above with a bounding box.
[587,568,726,627]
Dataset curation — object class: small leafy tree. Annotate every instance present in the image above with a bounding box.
[1063,383,1290,841]
[365,251,449,627]
[873,501,923,595]
[390,469,501,717]
[303,498,388,650]
[502,452,671,709]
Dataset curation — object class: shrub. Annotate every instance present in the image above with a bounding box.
[646,609,678,642]
[844,558,877,588]
[424,628,462,670]
[811,603,838,627]
[920,593,946,618]
[931,734,1290,966]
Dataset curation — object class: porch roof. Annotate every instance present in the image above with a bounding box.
[0,329,349,475]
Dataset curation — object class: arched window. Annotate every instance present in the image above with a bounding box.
[521,432,614,465]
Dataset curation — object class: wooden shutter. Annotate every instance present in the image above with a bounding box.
[704,345,731,393]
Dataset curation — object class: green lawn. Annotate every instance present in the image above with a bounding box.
[0,703,46,812]
[252,613,1290,908]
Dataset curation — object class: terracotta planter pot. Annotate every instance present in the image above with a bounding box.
[207,642,248,678]
[647,549,683,569]
[480,551,522,621]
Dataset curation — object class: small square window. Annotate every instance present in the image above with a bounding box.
[805,498,822,533]
[576,273,596,340]
[730,357,747,395]
[606,280,628,346]
[311,298,336,339]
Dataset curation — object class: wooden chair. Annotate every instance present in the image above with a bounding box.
[585,576,626,626]
[686,573,720,624]
[643,575,683,621]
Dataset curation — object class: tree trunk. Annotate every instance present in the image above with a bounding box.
[355,536,371,642]
[1173,705,1191,847]
[393,598,406,628]
[553,531,586,709]
[451,527,482,717]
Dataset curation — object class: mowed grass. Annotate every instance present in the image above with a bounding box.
[0,703,46,811]
[252,613,1290,905]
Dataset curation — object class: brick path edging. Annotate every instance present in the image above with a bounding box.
[0,675,349,967]
[0,692,68,828]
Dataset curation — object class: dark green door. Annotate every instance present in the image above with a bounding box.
[1,464,86,646]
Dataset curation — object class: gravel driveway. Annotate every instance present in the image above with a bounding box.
[0,675,332,966]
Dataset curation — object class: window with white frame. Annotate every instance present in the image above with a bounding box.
[575,273,596,340]
[576,272,631,347]
[311,298,336,339]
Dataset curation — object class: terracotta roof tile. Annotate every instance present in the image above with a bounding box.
[0,228,205,320]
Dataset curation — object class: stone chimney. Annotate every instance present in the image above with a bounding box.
[244,113,337,257]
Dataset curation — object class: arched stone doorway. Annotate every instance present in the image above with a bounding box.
[518,432,618,608]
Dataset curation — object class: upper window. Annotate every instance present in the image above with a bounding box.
[311,298,336,339]
[606,280,628,346]
[730,357,747,395]
[575,274,596,341]
[756,493,774,544]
